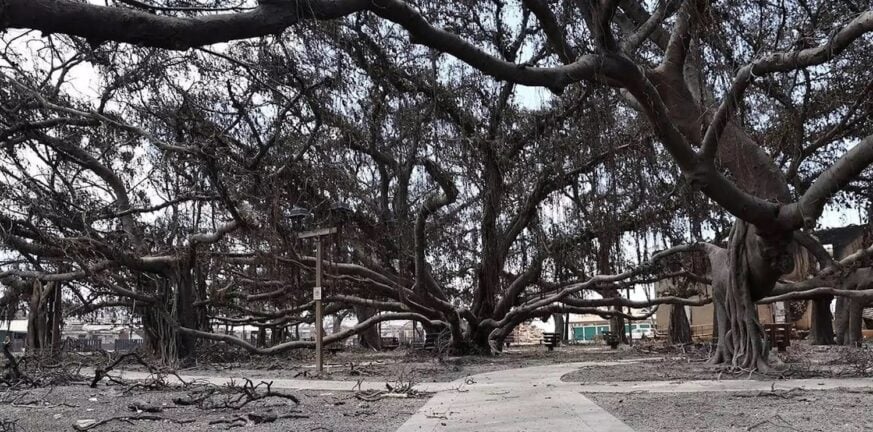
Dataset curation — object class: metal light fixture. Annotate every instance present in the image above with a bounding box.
[329,201,353,225]
[286,205,311,230]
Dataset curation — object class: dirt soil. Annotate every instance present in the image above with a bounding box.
[588,388,873,431]
[0,384,425,431]
[169,344,658,383]
[562,342,873,382]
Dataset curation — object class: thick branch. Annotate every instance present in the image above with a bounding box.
[2,0,368,50]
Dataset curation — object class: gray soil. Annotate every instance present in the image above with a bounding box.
[588,388,873,431]
[171,344,658,383]
[0,385,426,431]
[563,342,873,382]
[561,358,853,382]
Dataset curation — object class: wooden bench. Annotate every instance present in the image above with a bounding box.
[326,341,345,354]
[380,336,400,350]
[764,323,792,352]
[503,334,516,348]
[422,332,440,350]
[602,331,619,349]
[542,332,560,351]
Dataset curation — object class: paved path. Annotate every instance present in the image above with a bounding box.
[395,361,637,432]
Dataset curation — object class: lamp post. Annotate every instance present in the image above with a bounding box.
[287,203,350,375]
[297,226,337,374]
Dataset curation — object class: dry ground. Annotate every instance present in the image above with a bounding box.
[588,388,873,431]
[573,341,873,431]
[0,385,426,431]
[174,343,656,383]
[6,340,873,431]
[562,342,873,382]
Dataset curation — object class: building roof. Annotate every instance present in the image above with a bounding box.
[0,320,28,333]
[815,225,865,248]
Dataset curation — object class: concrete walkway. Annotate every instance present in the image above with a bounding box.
[395,361,637,432]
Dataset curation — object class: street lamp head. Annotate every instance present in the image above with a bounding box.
[287,205,311,220]
[286,205,311,230]
[329,201,353,225]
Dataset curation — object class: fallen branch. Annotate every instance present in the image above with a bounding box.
[90,352,152,388]
[127,400,164,413]
[210,411,309,429]
[174,379,298,410]
[72,415,195,431]
[733,384,804,399]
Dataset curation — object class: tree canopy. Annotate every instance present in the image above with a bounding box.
[1,0,872,364]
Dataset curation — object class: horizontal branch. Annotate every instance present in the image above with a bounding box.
[531,304,659,322]
[481,242,706,330]
[563,295,711,309]
[759,286,873,304]
[2,0,368,50]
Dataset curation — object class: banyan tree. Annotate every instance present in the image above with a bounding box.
[0,1,871,368]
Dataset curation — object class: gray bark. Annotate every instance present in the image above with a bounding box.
[669,305,692,344]
[810,297,834,345]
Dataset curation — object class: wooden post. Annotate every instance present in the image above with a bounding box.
[315,237,324,374]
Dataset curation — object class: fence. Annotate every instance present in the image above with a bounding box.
[4,338,144,353]
[690,324,714,341]
[114,339,143,352]
[63,338,103,352]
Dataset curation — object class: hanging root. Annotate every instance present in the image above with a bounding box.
[711,221,777,373]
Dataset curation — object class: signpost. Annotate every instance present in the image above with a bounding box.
[298,226,337,375]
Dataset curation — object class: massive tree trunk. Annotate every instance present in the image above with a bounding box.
[835,269,873,346]
[835,298,864,346]
[256,327,267,348]
[472,152,504,322]
[355,305,381,350]
[25,279,63,357]
[669,304,692,344]
[49,280,63,355]
[464,324,493,355]
[708,222,793,372]
[194,262,212,332]
[646,39,798,371]
[834,297,864,346]
[847,301,864,346]
[173,264,197,361]
[25,280,42,353]
[834,296,849,345]
[142,265,199,364]
[552,313,564,342]
[142,301,177,363]
[596,234,629,345]
[609,311,629,344]
[810,297,834,345]
[270,326,285,346]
